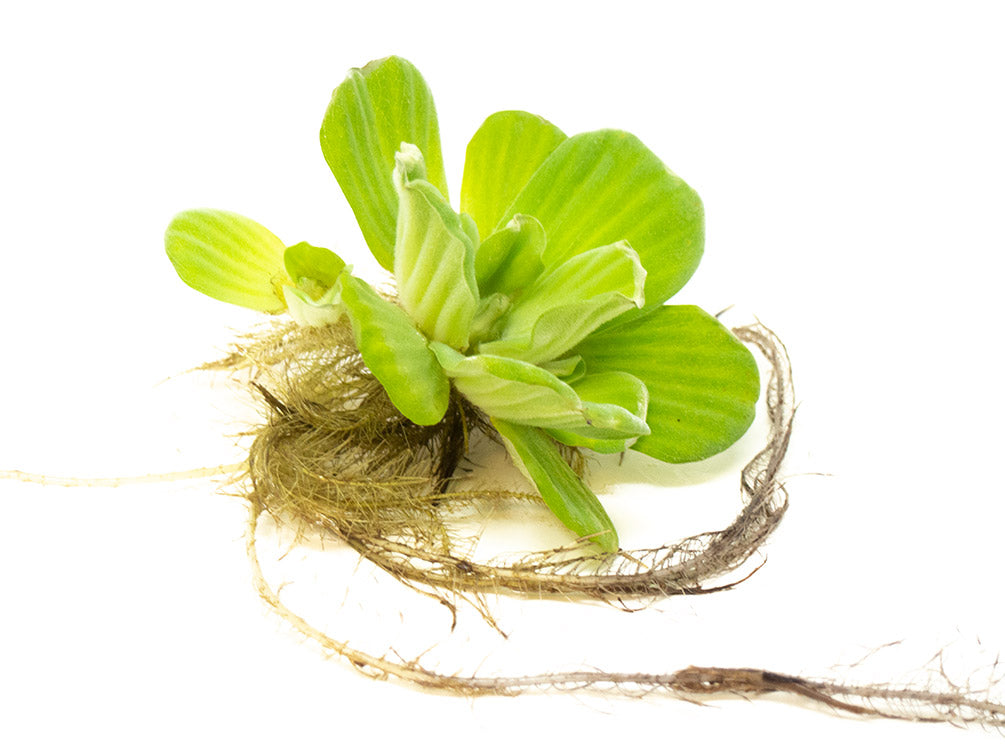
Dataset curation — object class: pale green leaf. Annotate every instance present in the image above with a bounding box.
[459,212,480,250]
[320,56,447,270]
[477,241,645,364]
[547,371,650,453]
[430,343,584,428]
[283,279,344,328]
[469,292,511,345]
[492,418,618,552]
[575,305,759,463]
[164,209,289,312]
[499,130,703,319]
[340,275,450,426]
[393,146,479,351]
[431,344,645,444]
[282,243,347,326]
[474,214,546,297]
[283,242,345,293]
[461,111,567,239]
[539,355,584,380]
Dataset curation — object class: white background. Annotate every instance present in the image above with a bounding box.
[2,1,1003,751]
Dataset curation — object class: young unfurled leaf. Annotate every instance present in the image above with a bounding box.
[283,280,345,328]
[469,292,511,345]
[283,242,346,294]
[461,110,567,239]
[499,130,703,323]
[393,145,479,351]
[474,214,546,297]
[339,275,449,426]
[164,209,289,312]
[492,418,619,552]
[282,243,347,327]
[320,56,448,270]
[478,241,645,364]
[575,305,759,462]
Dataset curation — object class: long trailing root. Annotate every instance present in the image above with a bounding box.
[0,464,246,487]
[247,497,1005,728]
[238,320,793,601]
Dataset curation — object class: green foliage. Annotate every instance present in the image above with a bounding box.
[319,56,447,270]
[492,418,619,552]
[165,56,759,552]
[576,306,760,463]
[164,209,289,312]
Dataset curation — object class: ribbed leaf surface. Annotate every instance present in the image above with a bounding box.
[394,149,478,350]
[501,130,703,319]
[461,110,566,239]
[430,344,585,428]
[320,56,447,270]
[164,209,288,312]
[478,241,644,364]
[575,305,759,463]
[548,371,650,453]
[340,275,449,426]
[492,418,619,552]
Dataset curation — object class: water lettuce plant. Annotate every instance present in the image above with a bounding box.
[165,56,759,552]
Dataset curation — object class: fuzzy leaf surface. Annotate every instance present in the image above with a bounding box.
[393,146,479,350]
[461,110,567,239]
[431,344,647,443]
[283,242,345,293]
[340,275,449,426]
[320,56,447,270]
[164,209,288,312]
[283,280,344,327]
[474,214,546,297]
[492,419,619,552]
[478,241,645,364]
[500,130,703,321]
[430,344,585,428]
[547,371,650,453]
[575,305,759,463]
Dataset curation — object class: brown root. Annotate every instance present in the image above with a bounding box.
[227,318,1005,731]
[233,320,793,603]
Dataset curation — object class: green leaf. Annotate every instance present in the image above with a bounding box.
[469,292,511,345]
[575,305,759,463]
[492,418,618,552]
[393,145,479,351]
[283,281,344,328]
[283,242,346,293]
[164,209,289,312]
[548,371,650,453]
[460,110,567,240]
[499,130,703,319]
[477,241,645,364]
[320,56,448,270]
[430,343,584,428]
[430,344,646,444]
[539,355,585,380]
[281,243,347,327]
[474,214,546,297]
[340,274,450,426]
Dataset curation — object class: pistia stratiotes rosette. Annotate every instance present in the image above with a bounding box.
[164,56,759,553]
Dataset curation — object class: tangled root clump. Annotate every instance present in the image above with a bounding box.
[231,318,792,603]
[212,318,1005,731]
